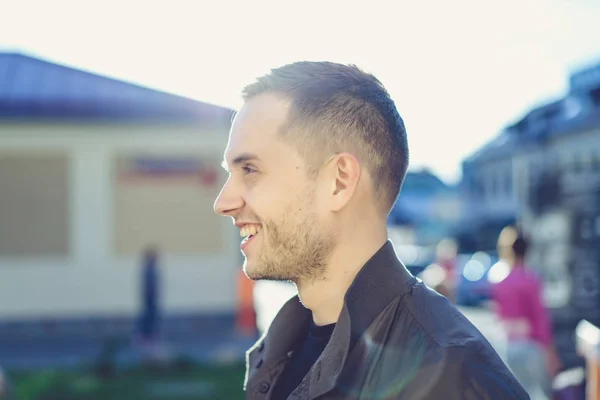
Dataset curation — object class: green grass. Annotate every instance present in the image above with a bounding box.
[7,362,246,400]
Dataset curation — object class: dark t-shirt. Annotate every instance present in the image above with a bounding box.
[272,320,336,399]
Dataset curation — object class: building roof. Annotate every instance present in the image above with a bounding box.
[464,59,600,166]
[465,82,600,165]
[550,108,600,137]
[569,60,600,93]
[0,52,234,124]
[401,169,453,195]
[463,131,528,164]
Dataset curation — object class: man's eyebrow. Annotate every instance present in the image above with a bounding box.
[221,153,260,171]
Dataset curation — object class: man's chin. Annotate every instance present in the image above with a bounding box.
[242,261,263,280]
[243,261,292,282]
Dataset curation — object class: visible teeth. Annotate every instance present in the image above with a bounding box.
[240,224,261,238]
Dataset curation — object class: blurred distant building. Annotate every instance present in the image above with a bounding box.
[0,53,240,345]
[459,59,600,369]
[459,60,600,253]
[389,168,462,246]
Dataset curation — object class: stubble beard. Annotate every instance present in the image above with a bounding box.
[244,191,335,284]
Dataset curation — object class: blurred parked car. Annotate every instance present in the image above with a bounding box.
[455,252,498,307]
[417,251,499,307]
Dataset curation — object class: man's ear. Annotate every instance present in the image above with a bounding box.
[328,152,361,211]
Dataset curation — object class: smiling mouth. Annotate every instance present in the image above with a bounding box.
[240,224,262,242]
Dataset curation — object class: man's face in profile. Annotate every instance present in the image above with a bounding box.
[215,93,334,282]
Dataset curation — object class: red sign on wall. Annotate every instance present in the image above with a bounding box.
[118,156,220,188]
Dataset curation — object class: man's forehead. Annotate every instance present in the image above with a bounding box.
[224,94,290,162]
[224,121,272,165]
[232,93,290,135]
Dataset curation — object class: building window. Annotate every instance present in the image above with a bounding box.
[590,87,600,106]
[572,152,583,174]
[581,151,593,172]
[505,172,513,198]
[592,151,600,171]
[476,177,485,198]
[0,152,70,257]
[560,152,571,169]
[484,174,494,200]
[467,175,483,199]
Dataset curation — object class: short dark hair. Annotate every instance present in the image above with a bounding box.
[242,61,409,212]
[512,235,529,259]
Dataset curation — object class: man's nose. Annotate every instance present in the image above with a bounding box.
[214,178,244,217]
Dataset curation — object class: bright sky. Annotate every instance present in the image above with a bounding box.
[1,0,599,183]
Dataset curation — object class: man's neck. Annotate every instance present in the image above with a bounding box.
[296,228,388,326]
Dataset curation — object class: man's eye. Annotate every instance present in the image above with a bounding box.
[242,166,256,174]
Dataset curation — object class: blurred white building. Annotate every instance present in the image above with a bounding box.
[0,53,240,327]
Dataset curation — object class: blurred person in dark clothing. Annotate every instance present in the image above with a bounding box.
[214,61,528,399]
[135,245,161,345]
[0,367,11,399]
[491,226,561,399]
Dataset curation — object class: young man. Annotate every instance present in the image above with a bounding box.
[214,62,528,399]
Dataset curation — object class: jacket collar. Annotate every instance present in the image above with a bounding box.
[255,240,416,398]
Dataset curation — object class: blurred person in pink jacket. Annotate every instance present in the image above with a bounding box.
[490,226,562,399]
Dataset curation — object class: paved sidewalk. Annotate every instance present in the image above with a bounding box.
[458,306,507,361]
[0,334,256,370]
[0,313,256,370]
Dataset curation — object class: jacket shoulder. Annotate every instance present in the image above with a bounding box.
[399,280,491,347]
[374,282,529,399]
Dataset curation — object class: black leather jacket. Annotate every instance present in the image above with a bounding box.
[244,241,529,400]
